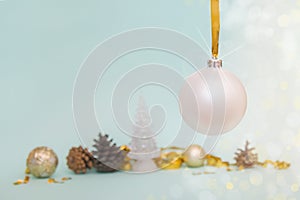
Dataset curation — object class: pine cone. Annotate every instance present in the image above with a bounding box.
[66,146,94,174]
[92,134,128,172]
[234,141,258,168]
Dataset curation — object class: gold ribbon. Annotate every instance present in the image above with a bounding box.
[155,146,290,171]
[155,146,185,170]
[122,145,290,171]
[211,0,220,58]
[257,160,290,170]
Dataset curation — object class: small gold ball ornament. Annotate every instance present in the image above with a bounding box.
[26,146,58,178]
[183,144,206,167]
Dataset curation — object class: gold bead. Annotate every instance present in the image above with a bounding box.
[182,144,206,167]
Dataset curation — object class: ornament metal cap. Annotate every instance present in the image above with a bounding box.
[208,58,222,68]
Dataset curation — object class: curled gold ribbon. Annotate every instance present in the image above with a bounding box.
[155,146,185,170]
[257,160,290,170]
[155,146,290,171]
[124,144,290,171]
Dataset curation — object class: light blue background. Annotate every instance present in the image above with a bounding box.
[1,0,300,199]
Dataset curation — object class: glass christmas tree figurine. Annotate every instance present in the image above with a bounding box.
[128,96,160,172]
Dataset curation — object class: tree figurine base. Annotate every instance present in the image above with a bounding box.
[132,159,157,172]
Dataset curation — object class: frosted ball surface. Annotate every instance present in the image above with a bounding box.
[179,67,247,135]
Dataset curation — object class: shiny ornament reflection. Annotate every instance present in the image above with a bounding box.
[26,146,58,178]
[183,144,206,167]
[179,59,247,135]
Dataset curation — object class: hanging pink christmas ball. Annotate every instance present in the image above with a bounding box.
[179,59,247,135]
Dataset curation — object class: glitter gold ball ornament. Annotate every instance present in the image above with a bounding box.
[26,146,58,178]
[183,144,206,167]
